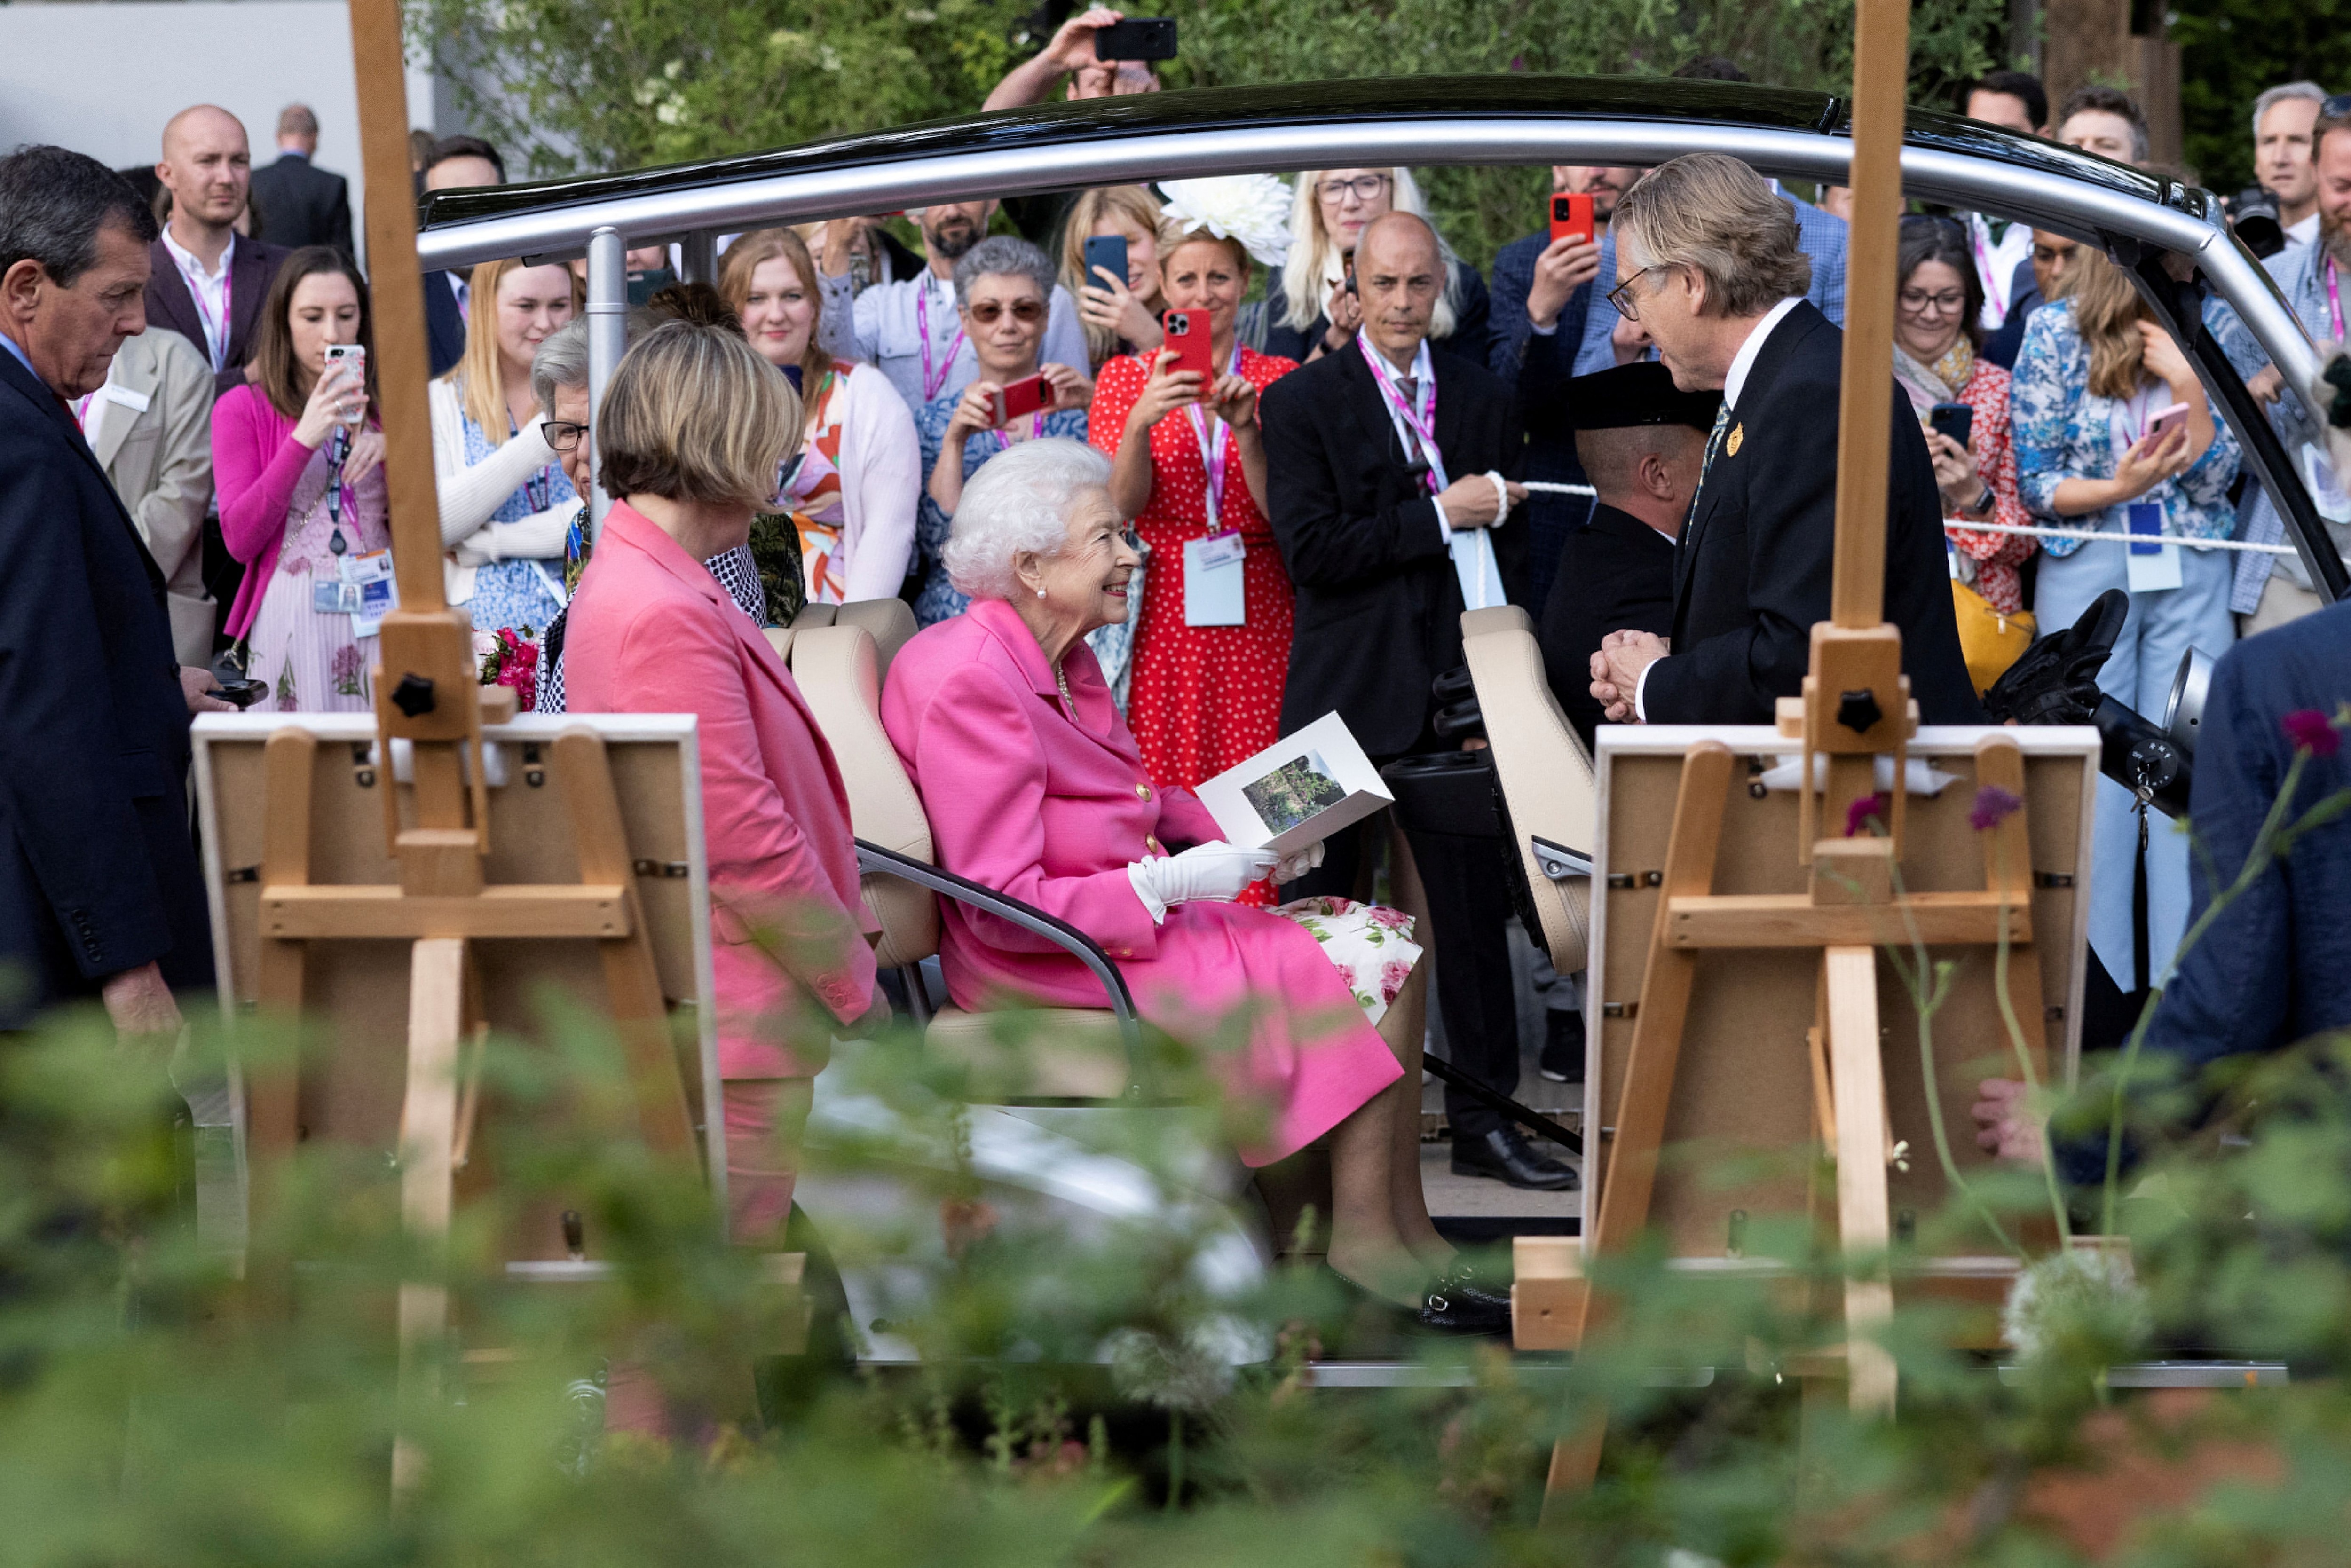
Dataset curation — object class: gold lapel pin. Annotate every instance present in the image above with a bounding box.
[1726,423,1745,457]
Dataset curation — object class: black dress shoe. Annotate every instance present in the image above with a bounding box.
[1538,1010,1585,1083]
[1451,1127,1580,1191]
[1417,1280,1512,1335]
[1436,1261,1510,1312]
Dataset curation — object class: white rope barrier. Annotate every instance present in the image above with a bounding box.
[1942,519,2298,556]
[1521,481,1598,497]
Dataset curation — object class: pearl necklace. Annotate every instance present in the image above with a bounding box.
[1054,662,1071,704]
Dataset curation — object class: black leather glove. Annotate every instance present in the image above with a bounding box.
[1982,587,2130,727]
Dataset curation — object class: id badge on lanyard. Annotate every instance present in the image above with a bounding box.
[2124,501,2182,592]
[1183,352,1247,627]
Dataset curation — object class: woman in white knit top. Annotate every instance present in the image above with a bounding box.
[427,257,580,636]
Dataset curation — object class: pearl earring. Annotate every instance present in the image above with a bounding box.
[1036,587,1047,598]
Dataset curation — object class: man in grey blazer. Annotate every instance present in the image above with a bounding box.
[79,326,216,663]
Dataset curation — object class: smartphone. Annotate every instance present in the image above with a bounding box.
[324,343,366,423]
[210,678,268,709]
[1082,234,1129,294]
[2145,402,2193,445]
[1341,249,1357,296]
[1161,308,1214,379]
[992,372,1057,424]
[1093,16,1177,61]
[1550,192,1595,246]
[1927,402,1973,451]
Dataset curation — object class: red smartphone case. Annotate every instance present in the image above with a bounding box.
[1162,309,1215,379]
[1550,193,1595,245]
[995,373,1055,422]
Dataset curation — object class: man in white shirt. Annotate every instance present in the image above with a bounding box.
[1960,71,2048,332]
[145,105,286,399]
[816,201,1087,412]
[2253,82,2331,252]
[1586,154,1980,727]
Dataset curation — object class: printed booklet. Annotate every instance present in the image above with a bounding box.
[1193,711,1393,858]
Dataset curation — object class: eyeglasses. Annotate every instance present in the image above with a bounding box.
[2325,94,2351,118]
[1898,288,1968,314]
[1316,173,1391,205]
[544,419,588,451]
[1606,263,1673,322]
[966,298,1045,324]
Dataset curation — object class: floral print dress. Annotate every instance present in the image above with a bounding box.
[1274,897,1422,1026]
[456,405,575,639]
[246,441,391,713]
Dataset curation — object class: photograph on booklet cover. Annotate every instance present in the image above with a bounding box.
[1242,751,1347,834]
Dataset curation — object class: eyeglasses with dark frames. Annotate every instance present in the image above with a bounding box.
[1316,173,1392,205]
[543,419,588,452]
[1606,263,1673,322]
[965,298,1046,324]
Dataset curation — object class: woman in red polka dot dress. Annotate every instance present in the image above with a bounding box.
[1091,212,1299,902]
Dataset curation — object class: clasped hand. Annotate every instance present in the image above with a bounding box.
[1589,629,1669,723]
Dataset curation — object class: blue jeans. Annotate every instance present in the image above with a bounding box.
[2033,537,2237,986]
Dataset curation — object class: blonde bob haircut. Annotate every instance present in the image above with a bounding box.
[597,320,802,508]
[442,255,585,445]
[1280,167,1461,339]
[1612,154,1812,320]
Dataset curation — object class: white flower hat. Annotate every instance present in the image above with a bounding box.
[1156,174,1294,269]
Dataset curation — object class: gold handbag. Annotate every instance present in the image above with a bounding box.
[1951,578,2035,694]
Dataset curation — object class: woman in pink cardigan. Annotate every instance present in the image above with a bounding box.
[211,247,389,710]
[883,438,1503,1333]
[563,318,884,1256]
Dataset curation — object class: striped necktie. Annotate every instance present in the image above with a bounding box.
[1684,399,1732,530]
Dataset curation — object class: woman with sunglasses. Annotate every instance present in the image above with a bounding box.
[1892,216,2033,615]
[1263,167,1493,370]
[911,235,1094,625]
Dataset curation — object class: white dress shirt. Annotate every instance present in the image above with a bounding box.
[160,228,235,373]
[1967,214,2035,331]
[1632,294,1806,720]
[2286,212,2321,253]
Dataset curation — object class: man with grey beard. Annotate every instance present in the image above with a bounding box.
[815,200,1087,411]
[2234,103,2351,634]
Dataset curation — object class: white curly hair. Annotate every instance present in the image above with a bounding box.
[942,438,1115,601]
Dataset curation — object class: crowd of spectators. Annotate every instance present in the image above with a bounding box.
[7,16,2351,1316]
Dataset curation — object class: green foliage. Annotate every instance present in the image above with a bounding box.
[2173,0,2351,197]
[412,0,2005,272]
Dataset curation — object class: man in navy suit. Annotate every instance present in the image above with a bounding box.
[0,146,223,1033]
[419,136,507,377]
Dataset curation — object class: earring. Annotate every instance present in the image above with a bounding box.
[1036,587,1047,598]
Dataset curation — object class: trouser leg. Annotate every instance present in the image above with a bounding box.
[1405,826,1519,1142]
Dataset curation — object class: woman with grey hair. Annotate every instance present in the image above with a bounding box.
[882,438,1506,1336]
[910,235,1095,624]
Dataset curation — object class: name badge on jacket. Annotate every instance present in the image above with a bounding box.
[1184,532,1246,626]
[2124,501,2182,594]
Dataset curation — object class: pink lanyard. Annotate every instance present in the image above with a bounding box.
[71,392,96,431]
[2327,258,2345,343]
[1971,221,2011,318]
[1356,334,1447,492]
[915,278,966,402]
[988,412,1047,453]
[177,249,231,368]
[1183,343,1247,529]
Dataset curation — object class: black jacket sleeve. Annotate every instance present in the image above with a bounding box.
[1261,374,1450,594]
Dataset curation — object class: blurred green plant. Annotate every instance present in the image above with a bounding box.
[409,0,2005,272]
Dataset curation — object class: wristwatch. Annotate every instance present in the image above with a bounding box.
[1968,486,1995,516]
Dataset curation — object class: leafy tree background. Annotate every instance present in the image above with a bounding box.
[2173,0,2351,198]
[412,0,2007,272]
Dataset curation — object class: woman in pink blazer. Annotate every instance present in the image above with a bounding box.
[883,438,1503,1333]
[562,319,882,1258]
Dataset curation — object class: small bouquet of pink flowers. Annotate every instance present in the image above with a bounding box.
[475,626,539,713]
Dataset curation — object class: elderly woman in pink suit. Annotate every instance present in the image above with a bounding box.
[564,319,884,1262]
[883,438,1503,1333]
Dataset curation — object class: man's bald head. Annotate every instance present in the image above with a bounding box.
[156,105,251,238]
[1355,211,1446,368]
[1357,210,1439,274]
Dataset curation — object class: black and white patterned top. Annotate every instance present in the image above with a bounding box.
[533,532,769,713]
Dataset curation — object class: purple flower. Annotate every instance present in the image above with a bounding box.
[1968,784,2023,832]
[2284,709,2342,758]
[1843,791,1891,838]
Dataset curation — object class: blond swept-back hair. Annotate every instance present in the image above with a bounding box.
[716,227,835,395]
[1057,186,1180,365]
[598,320,801,508]
[1613,154,1813,318]
[1280,167,1460,339]
[442,256,585,445]
[2062,246,2154,401]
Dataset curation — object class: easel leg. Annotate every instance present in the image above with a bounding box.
[247,730,317,1312]
[1540,1411,1608,1520]
[393,936,466,1497]
[1823,945,1896,1417]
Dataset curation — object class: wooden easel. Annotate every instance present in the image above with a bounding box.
[1513,0,2063,1493]
[231,0,719,1488]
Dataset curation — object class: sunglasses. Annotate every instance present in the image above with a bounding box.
[544,419,588,451]
[966,298,1046,324]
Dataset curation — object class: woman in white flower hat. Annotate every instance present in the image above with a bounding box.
[1087,175,1300,906]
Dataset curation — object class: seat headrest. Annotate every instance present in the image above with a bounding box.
[1460,615,1595,975]
[834,598,918,680]
[763,626,794,663]
[790,603,839,631]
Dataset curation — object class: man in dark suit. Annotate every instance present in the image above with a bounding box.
[418,136,508,377]
[249,103,355,257]
[1587,154,1980,728]
[1531,363,1720,748]
[1263,212,1571,1193]
[147,105,289,399]
[0,147,224,1034]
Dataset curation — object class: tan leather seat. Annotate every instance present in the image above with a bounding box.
[787,622,1133,1101]
[834,599,917,680]
[1459,605,1594,974]
[764,626,794,663]
[790,603,838,631]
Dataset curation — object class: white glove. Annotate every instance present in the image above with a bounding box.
[1127,841,1279,922]
[1271,840,1325,885]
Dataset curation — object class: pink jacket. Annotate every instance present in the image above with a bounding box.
[212,384,351,638]
[565,501,877,1078]
[883,599,1400,1164]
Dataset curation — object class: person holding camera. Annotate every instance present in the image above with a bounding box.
[1089,192,1298,846]
[1060,186,1175,370]
[1265,167,1495,370]
[911,237,1092,625]
[212,246,388,712]
[982,6,1164,109]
